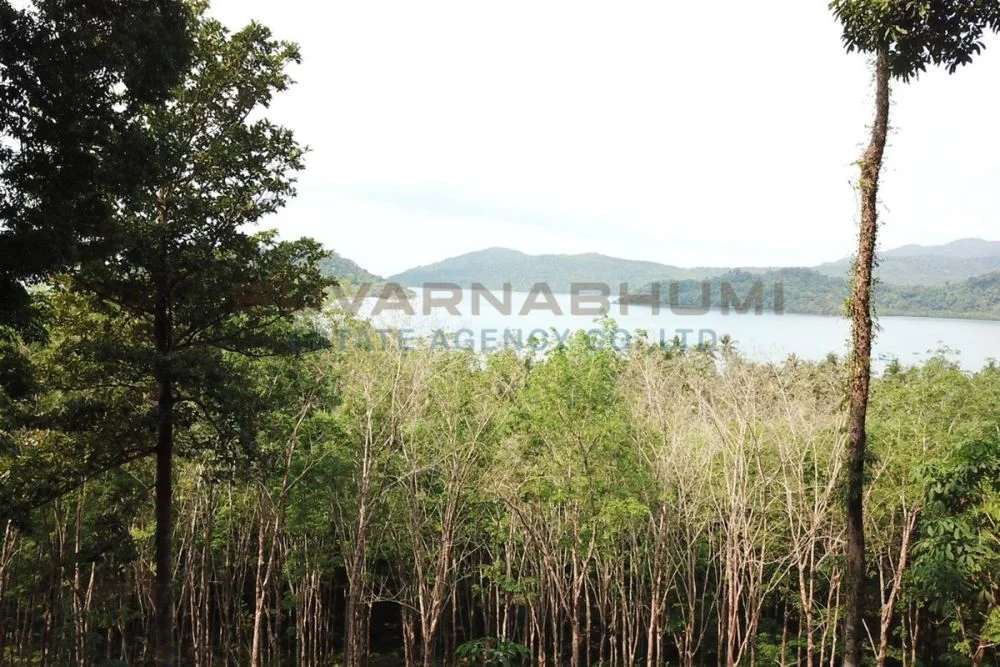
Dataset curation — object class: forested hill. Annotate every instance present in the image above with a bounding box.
[879,270,1000,318]
[619,269,1000,319]
[318,250,383,286]
[388,247,722,288]
[814,237,1000,285]
[619,269,846,316]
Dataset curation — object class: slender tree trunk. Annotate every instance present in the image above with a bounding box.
[154,185,176,667]
[154,354,175,667]
[42,501,67,667]
[250,506,271,667]
[0,521,18,667]
[344,486,371,667]
[344,535,368,667]
[875,511,917,667]
[843,45,890,667]
[401,607,417,667]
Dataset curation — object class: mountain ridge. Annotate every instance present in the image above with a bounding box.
[389,239,1000,289]
[379,240,1000,320]
[883,237,1000,259]
[391,248,727,288]
[813,238,1000,285]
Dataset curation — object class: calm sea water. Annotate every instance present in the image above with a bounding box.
[352,290,1000,372]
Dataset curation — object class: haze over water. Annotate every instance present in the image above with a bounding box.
[357,289,1000,372]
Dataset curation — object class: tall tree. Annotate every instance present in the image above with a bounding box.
[828,2,1000,665]
[65,6,329,665]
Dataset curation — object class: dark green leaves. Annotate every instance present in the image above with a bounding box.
[910,437,1000,655]
[0,0,192,328]
[829,0,1000,80]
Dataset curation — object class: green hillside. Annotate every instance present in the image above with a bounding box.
[815,238,1000,285]
[815,254,1000,286]
[879,270,1000,318]
[389,247,732,290]
[318,250,383,285]
[621,269,1000,319]
[619,269,848,316]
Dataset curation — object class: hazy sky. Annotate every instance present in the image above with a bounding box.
[209,0,1000,277]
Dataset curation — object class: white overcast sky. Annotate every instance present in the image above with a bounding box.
[209,0,1000,277]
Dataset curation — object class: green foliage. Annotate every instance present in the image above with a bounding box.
[455,638,530,666]
[64,1,331,427]
[3,331,1000,663]
[624,268,844,315]
[830,0,1000,81]
[4,4,1000,665]
[911,437,1000,658]
[0,0,192,329]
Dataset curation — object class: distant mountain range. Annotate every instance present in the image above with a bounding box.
[882,238,1000,259]
[315,239,1000,319]
[388,238,1000,288]
[368,238,1000,320]
[813,238,1000,286]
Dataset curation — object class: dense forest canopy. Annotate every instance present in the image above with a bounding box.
[2,324,1000,665]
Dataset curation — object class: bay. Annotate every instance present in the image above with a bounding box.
[351,289,1000,371]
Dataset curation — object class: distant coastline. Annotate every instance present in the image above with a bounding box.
[321,239,1000,322]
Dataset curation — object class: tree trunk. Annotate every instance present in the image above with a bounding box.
[154,356,174,667]
[876,511,917,667]
[843,44,890,667]
[344,547,367,667]
[153,183,176,667]
[0,521,18,667]
[344,494,370,667]
[250,507,270,667]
